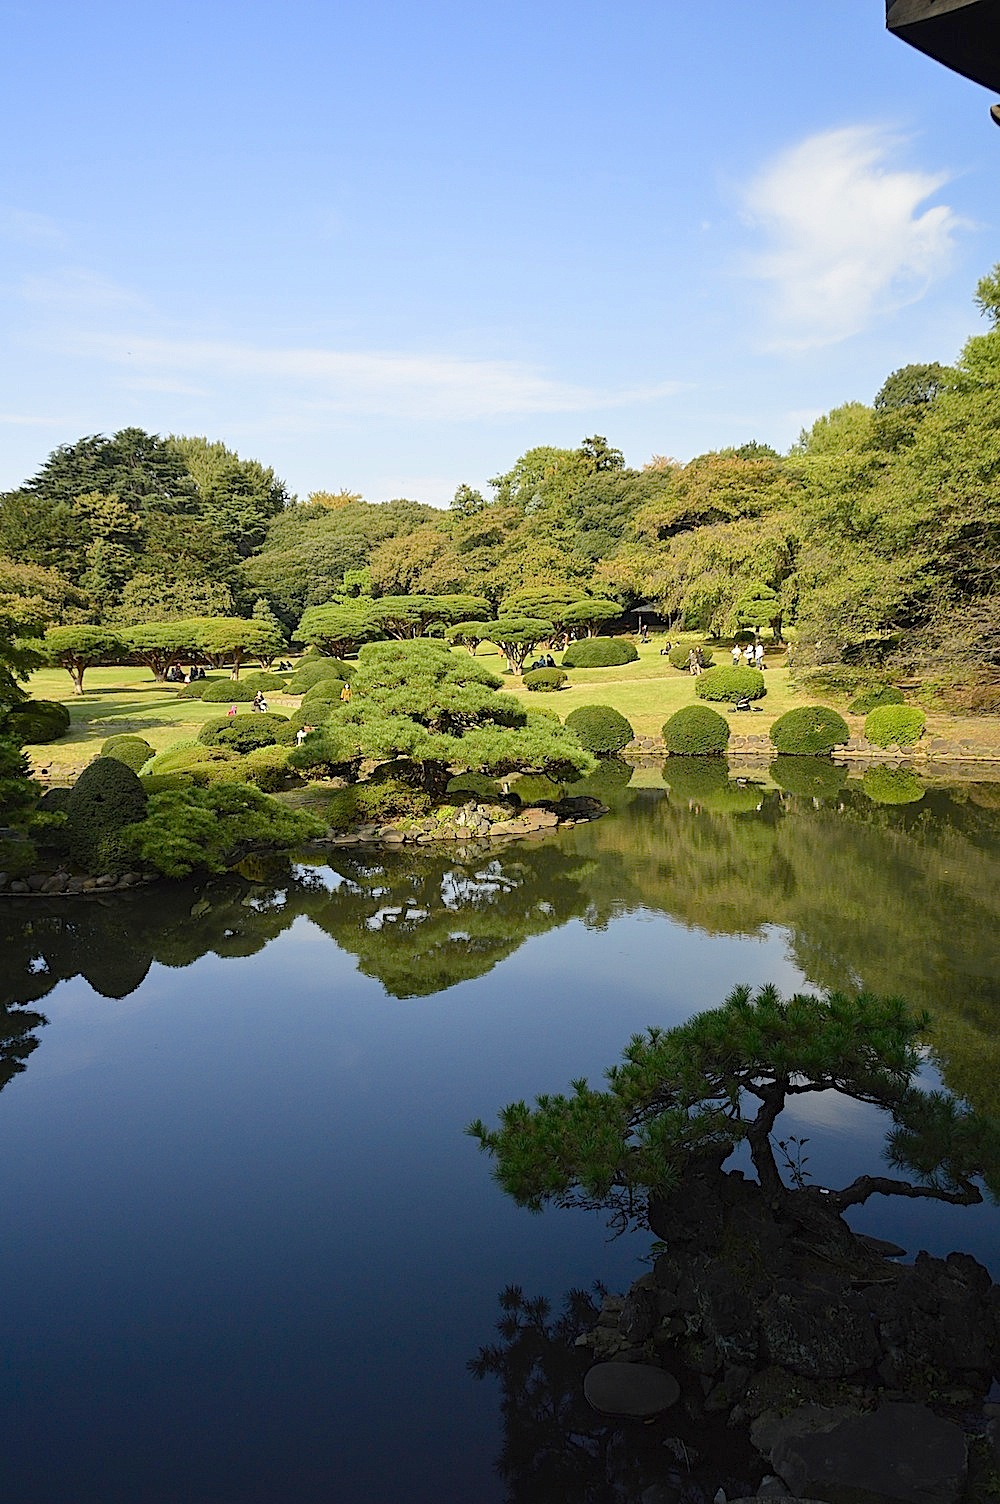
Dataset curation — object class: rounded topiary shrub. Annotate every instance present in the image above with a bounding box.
[63,756,149,872]
[286,658,352,694]
[241,671,289,694]
[243,744,293,792]
[695,666,765,702]
[864,704,926,748]
[561,638,639,669]
[769,705,849,755]
[7,699,71,743]
[668,643,716,671]
[101,734,154,773]
[862,765,925,805]
[202,680,257,703]
[847,686,905,715]
[301,678,347,714]
[144,741,217,777]
[770,756,847,800]
[662,705,730,756]
[174,679,208,699]
[523,667,568,692]
[565,704,634,755]
[198,713,290,754]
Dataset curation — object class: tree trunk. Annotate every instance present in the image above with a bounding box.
[69,662,85,695]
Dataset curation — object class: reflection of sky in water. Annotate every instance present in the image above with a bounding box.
[1,823,999,1502]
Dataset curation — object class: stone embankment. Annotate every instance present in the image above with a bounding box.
[626,733,1000,761]
[312,794,607,848]
[0,868,155,896]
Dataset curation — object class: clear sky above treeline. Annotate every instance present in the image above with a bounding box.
[1,0,997,505]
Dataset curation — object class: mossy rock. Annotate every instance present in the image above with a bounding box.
[565,704,634,755]
[694,666,765,702]
[862,766,925,805]
[100,734,154,773]
[770,705,849,755]
[864,704,926,748]
[562,638,638,669]
[662,705,730,756]
[6,698,71,744]
[770,756,848,800]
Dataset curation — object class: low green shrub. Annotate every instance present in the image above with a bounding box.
[101,734,154,773]
[63,756,149,872]
[123,783,324,877]
[791,665,887,698]
[862,766,925,805]
[144,745,242,785]
[864,704,926,748]
[770,756,847,800]
[6,698,71,744]
[175,679,208,699]
[202,680,257,703]
[243,744,293,792]
[523,668,568,692]
[668,643,716,671]
[695,666,765,702]
[241,671,289,694]
[286,658,352,694]
[769,705,849,755]
[562,638,638,669]
[301,678,347,714]
[144,741,215,777]
[847,686,905,715]
[662,705,730,756]
[198,713,290,753]
[565,704,634,755]
[327,777,432,830]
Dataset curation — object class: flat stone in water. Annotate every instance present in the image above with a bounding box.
[584,1361,680,1419]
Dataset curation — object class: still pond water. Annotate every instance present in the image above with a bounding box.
[2,764,999,1502]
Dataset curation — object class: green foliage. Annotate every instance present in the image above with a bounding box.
[285,657,352,693]
[508,773,563,805]
[143,741,219,778]
[327,776,432,829]
[100,734,153,773]
[864,704,926,748]
[469,985,997,1218]
[123,783,323,877]
[6,698,71,744]
[769,706,850,756]
[174,678,208,699]
[446,772,501,801]
[198,713,290,753]
[63,756,149,872]
[874,362,949,412]
[295,601,384,657]
[522,668,567,692]
[770,756,848,800]
[42,625,125,694]
[240,671,288,693]
[561,637,638,668]
[564,704,634,756]
[482,617,555,675]
[862,766,925,805]
[664,758,762,812]
[667,642,715,670]
[201,680,256,703]
[662,704,730,755]
[694,665,765,702]
[848,686,905,714]
[242,744,293,792]
[0,833,37,876]
[301,678,347,714]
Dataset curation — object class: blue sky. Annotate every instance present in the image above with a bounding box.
[1,0,996,504]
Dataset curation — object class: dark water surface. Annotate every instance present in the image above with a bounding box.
[2,769,999,1502]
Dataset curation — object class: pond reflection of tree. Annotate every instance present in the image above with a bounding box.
[470,1283,761,1504]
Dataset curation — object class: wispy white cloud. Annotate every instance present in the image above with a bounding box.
[0,207,65,246]
[57,331,681,421]
[742,126,965,351]
[0,412,74,427]
[20,268,148,314]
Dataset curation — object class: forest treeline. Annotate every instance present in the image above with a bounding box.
[3,267,1000,702]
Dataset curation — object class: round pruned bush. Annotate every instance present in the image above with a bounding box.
[198,713,290,754]
[769,705,849,755]
[770,756,847,800]
[202,680,257,704]
[143,744,241,783]
[175,679,208,699]
[847,686,905,715]
[63,756,149,872]
[6,699,71,744]
[862,765,925,805]
[301,678,347,715]
[864,704,926,748]
[243,744,293,792]
[564,704,634,756]
[695,666,765,703]
[662,705,730,756]
[286,657,352,694]
[561,638,638,669]
[101,734,154,773]
[241,671,289,694]
[668,643,717,671]
[523,667,568,692]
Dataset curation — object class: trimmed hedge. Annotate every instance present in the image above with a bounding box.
[198,713,290,753]
[668,643,716,671]
[695,666,765,702]
[662,705,730,756]
[770,756,847,800]
[564,704,634,755]
[301,678,347,714]
[241,671,289,694]
[101,734,154,773]
[6,698,71,744]
[847,686,905,715]
[286,658,352,694]
[864,704,926,748]
[523,667,568,692]
[243,744,293,792]
[561,638,638,669]
[202,680,257,703]
[63,756,149,872]
[862,765,925,805]
[769,705,849,755]
[174,679,208,699]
